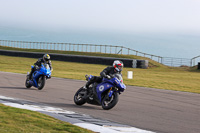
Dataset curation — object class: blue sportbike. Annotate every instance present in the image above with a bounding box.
[25,63,52,90]
[74,73,126,110]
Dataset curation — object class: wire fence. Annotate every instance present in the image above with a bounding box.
[161,57,192,67]
[0,40,198,67]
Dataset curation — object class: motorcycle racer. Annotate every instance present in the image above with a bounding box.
[84,60,124,93]
[28,54,53,80]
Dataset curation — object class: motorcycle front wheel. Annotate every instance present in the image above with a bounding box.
[38,75,46,90]
[74,87,87,105]
[101,92,119,110]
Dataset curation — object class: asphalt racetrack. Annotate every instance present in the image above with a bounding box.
[0,71,199,133]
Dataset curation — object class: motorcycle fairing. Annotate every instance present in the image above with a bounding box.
[96,81,114,103]
[29,64,51,87]
[32,69,42,87]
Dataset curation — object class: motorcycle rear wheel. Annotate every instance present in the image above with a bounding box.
[101,92,119,110]
[25,78,31,88]
[74,87,87,105]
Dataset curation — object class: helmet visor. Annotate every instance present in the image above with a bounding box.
[118,65,123,71]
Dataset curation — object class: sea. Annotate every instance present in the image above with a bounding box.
[0,26,200,60]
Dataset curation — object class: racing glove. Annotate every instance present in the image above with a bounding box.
[106,75,111,79]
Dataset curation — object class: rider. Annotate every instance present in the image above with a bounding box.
[84,60,124,93]
[28,54,53,80]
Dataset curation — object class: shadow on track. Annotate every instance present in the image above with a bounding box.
[42,102,102,110]
[0,86,35,90]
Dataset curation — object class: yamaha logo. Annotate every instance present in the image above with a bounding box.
[99,85,104,91]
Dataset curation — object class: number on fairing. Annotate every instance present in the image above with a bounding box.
[99,85,104,91]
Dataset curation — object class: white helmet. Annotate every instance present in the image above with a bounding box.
[113,60,124,72]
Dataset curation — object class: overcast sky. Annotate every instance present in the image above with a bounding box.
[0,0,200,34]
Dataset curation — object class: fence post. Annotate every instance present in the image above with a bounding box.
[52,43,54,50]
[121,46,123,55]
[25,42,27,49]
[64,43,67,51]
[12,41,14,48]
[128,48,130,55]
[90,45,92,52]
[7,40,9,47]
[193,59,195,66]
[35,42,37,49]
[45,42,49,50]
[81,44,83,52]
[30,42,32,49]
[22,41,24,49]
[34,42,36,49]
[68,44,70,51]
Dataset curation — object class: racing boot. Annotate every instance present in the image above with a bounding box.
[82,80,93,99]
[28,69,34,80]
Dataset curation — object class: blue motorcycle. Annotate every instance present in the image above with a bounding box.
[74,73,126,110]
[25,63,52,90]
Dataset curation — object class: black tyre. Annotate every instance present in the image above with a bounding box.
[74,87,87,105]
[101,92,119,110]
[25,79,31,88]
[38,75,46,90]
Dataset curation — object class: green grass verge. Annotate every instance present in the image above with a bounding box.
[0,104,93,133]
[0,55,200,93]
[0,46,164,68]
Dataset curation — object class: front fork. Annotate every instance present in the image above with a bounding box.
[108,87,114,98]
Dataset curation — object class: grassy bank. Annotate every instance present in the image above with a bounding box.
[0,55,199,93]
[0,104,93,133]
[0,46,163,67]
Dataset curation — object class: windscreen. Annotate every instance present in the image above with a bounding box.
[43,63,50,69]
[114,73,123,83]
